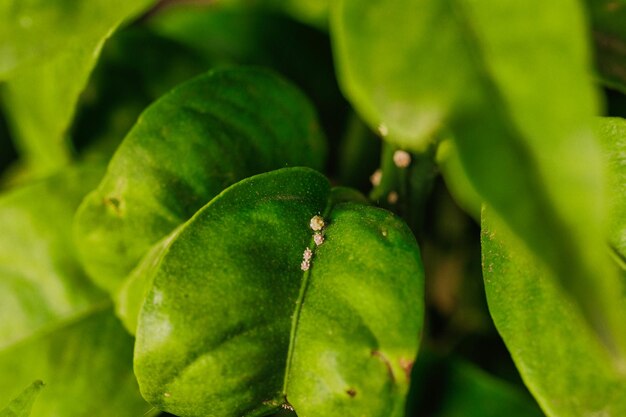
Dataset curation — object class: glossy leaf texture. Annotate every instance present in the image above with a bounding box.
[332,0,626,357]
[0,165,152,416]
[0,0,156,174]
[133,167,424,417]
[74,68,327,295]
[586,0,626,91]
[0,381,44,417]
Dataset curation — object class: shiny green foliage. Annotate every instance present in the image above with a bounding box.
[481,210,626,417]
[0,166,150,417]
[133,168,424,417]
[332,0,626,360]
[479,117,626,416]
[3,1,626,417]
[0,0,156,174]
[74,68,327,294]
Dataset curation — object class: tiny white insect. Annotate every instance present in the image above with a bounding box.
[281,404,295,411]
[301,260,310,271]
[370,169,382,186]
[393,150,411,168]
[378,123,389,137]
[310,215,325,231]
[313,232,324,246]
[303,247,313,261]
[387,191,399,204]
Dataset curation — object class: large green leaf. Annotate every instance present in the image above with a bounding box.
[133,167,424,417]
[0,166,152,416]
[0,381,44,417]
[481,210,626,417]
[596,117,626,258]
[481,118,626,416]
[72,25,209,162]
[74,68,327,295]
[0,0,156,174]
[148,4,348,146]
[332,0,625,357]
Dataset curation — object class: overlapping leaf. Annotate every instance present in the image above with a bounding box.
[480,117,626,416]
[74,68,327,295]
[332,0,626,357]
[133,167,424,417]
[0,0,156,173]
[0,165,151,417]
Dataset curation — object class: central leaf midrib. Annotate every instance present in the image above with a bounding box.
[281,199,335,399]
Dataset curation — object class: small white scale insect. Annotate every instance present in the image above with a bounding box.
[309,215,325,231]
[300,215,327,271]
[313,232,324,246]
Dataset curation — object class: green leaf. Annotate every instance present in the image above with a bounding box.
[0,167,150,417]
[482,210,626,417]
[0,165,104,347]
[596,117,626,259]
[586,0,626,91]
[148,4,348,144]
[0,166,151,417]
[72,25,209,162]
[332,0,626,357]
[133,167,424,417]
[437,362,543,417]
[481,118,626,416]
[74,67,327,295]
[0,0,156,174]
[0,381,44,417]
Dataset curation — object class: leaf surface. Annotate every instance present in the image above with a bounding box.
[0,381,44,417]
[596,117,626,258]
[74,68,327,294]
[481,117,626,416]
[332,0,625,356]
[0,166,151,417]
[0,0,156,173]
[481,210,626,417]
[134,167,424,417]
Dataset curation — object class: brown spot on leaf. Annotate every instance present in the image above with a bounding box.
[399,358,414,380]
[103,196,123,216]
[346,388,357,397]
[372,350,395,382]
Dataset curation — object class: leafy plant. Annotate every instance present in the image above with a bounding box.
[1,1,625,416]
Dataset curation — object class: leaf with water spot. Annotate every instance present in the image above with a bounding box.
[0,165,152,417]
[132,167,424,417]
[74,68,327,296]
[332,0,626,358]
[0,381,44,417]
